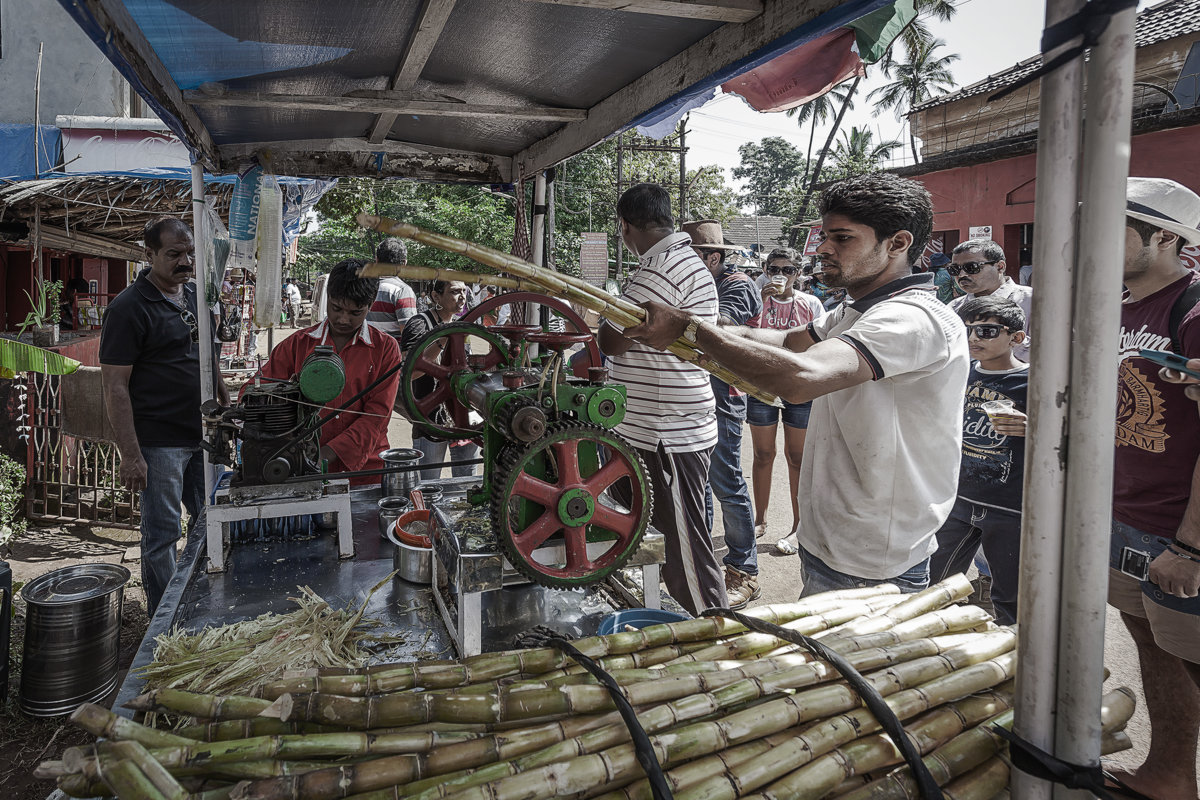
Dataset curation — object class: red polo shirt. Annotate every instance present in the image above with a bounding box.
[256,320,401,485]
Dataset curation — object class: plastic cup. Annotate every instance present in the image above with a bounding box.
[981,399,1017,425]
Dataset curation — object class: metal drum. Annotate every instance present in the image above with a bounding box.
[380,448,422,498]
[19,563,130,717]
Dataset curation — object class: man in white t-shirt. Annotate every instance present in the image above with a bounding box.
[625,173,968,595]
[948,239,1032,361]
[599,183,728,615]
[284,280,302,327]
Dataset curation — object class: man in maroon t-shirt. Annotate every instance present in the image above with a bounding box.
[1109,177,1200,798]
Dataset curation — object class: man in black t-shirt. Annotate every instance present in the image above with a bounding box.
[100,217,226,614]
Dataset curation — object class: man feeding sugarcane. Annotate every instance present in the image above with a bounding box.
[598,183,729,615]
[625,173,969,597]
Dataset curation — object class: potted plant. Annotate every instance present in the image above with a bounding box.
[18,279,62,347]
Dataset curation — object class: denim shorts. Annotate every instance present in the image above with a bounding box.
[747,396,812,429]
[1108,519,1200,663]
[798,544,930,597]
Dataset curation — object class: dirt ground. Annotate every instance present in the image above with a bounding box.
[2,524,150,799]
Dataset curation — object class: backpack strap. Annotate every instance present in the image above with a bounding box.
[1168,278,1200,354]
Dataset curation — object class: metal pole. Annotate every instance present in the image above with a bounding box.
[34,43,43,178]
[615,132,624,277]
[191,162,216,509]
[679,118,688,221]
[529,171,548,346]
[33,206,43,284]
[1012,1,1086,797]
[1054,7,1137,799]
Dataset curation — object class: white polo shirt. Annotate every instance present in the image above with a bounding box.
[800,274,969,579]
[608,232,719,453]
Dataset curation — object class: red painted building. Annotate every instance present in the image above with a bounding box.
[899,0,1200,275]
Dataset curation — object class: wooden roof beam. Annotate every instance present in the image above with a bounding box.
[217,138,513,183]
[185,91,587,121]
[369,0,460,144]
[519,0,762,22]
[516,0,843,177]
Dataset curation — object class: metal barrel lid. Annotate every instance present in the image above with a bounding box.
[380,448,423,463]
[21,563,131,605]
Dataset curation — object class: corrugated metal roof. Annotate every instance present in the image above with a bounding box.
[724,215,786,248]
[911,0,1200,114]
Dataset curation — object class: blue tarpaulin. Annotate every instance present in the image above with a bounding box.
[0,125,62,180]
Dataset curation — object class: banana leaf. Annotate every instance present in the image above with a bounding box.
[0,338,81,379]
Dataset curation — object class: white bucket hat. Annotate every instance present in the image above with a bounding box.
[1126,177,1200,247]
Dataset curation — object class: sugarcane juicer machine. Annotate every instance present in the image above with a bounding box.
[199,345,355,571]
[399,296,665,655]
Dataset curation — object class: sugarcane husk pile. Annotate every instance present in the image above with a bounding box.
[38,575,1135,800]
[354,214,780,406]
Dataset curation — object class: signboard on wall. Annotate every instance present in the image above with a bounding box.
[802,225,823,257]
[580,232,609,286]
[969,225,993,240]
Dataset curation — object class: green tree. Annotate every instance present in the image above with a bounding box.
[827,126,904,178]
[732,137,808,216]
[785,83,855,188]
[868,37,959,162]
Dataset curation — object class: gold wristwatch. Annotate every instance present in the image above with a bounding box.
[683,315,703,344]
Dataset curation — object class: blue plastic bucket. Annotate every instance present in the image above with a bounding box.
[598,608,689,635]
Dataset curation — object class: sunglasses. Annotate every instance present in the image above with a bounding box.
[965,323,1012,340]
[179,309,200,344]
[766,265,798,276]
[946,260,999,277]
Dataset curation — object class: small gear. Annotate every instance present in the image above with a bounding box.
[491,422,652,589]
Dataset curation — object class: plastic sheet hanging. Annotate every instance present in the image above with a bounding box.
[254,174,283,328]
[228,164,262,269]
[200,196,231,307]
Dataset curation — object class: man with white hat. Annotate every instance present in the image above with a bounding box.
[681,219,762,608]
[1109,176,1200,798]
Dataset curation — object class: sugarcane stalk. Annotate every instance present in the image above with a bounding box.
[100,758,172,800]
[940,757,1009,800]
[176,718,349,742]
[57,773,112,798]
[32,760,70,779]
[358,263,526,290]
[742,687,1015,800]
[392,633,1017,800]
[816,575,975,643]
[124,687,274,720]
[94,741,189,800]
[71,702,200,748]
[355,214,780,405]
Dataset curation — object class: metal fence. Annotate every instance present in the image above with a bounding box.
[25,372,139,529]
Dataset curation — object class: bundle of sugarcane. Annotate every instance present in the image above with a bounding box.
[357,263,529,291]
[38,576,1135,800]
[354,214,779,406]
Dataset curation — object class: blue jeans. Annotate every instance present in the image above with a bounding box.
[414,437,481,481]
[930,498,1021,625]
[705,412,757,575]
[139,446,205,615]
[798,544,930,597]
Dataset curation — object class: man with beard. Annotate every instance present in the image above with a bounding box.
[101,216,228,613]
[624,173,969,595]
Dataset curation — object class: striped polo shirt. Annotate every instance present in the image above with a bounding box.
[608,232,718,453]
[367,276,417,337]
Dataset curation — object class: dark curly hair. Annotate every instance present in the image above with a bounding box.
[819,174,933,267]
[326,258,378,307]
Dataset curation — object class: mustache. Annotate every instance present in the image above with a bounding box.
[173,266,194,274]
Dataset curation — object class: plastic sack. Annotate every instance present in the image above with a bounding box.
[254,174,283,328]
[200,196,231,307]
[229,164,262,268]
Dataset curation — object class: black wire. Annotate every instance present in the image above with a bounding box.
[279,457,483,484]
[700,608,944,800]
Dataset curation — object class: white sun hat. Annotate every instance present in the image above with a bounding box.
[1126,177,1200,247]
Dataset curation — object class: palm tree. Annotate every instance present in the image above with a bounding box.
[786,84,855,188]
[830,126,903,175]
[881,0,958,72]
[868,37,959,163]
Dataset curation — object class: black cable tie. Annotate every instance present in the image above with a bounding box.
[530,635,674,800]
[988,0,1138,103]
[991,726,1153,800]
[701,608,944,800]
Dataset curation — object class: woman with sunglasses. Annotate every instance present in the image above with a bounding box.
[746,249,826,554]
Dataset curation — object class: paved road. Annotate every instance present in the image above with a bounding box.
[386,412,1192,778]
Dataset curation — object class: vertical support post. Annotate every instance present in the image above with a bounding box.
[529,171,548,350]
[615,132,624,278]
[1012,1,1087,795]
[190,162,216,514]
[679,118,688,221]
[1053,7,1137,799]
[33,206,43,284]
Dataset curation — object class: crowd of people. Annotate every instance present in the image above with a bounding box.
[98,171,1200,796]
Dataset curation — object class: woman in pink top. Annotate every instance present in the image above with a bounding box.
[746,249,826,555]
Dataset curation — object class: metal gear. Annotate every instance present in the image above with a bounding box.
[490,422,652,589]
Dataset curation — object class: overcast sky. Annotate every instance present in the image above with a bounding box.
[684,0,1152,197]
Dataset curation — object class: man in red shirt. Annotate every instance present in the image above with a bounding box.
[255,258,401,484]
[1109,177,1200,799]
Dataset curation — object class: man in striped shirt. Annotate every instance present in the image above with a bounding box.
[366,237,417,339]
[599,184,729,615]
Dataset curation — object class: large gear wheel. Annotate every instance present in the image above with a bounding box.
[491,422,652,589]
